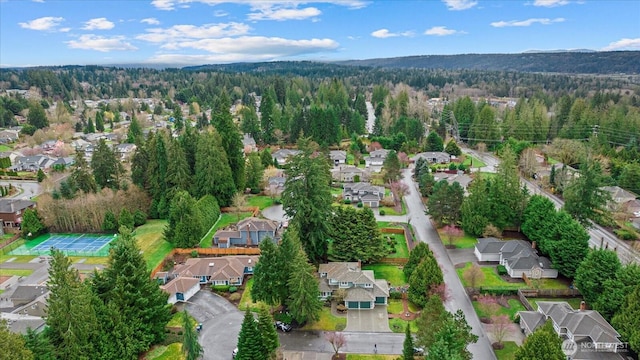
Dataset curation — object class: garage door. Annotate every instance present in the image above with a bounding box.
[375,297,385,304]
[359,301,371,309]
[347,301,359,309]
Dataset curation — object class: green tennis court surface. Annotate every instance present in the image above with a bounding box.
[10,233,117,257]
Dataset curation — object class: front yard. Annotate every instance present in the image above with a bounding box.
[495,341,519,360]
[456,262,528,290]
[472,298,526,321]
[438,231,478,249]
[301,307,347,331]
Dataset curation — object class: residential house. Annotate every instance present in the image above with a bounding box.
[40,140,64,155]
[267,176,286,196]
[342,182,385,208]
[51,156,75,170]
[332,165,370,183]
[10,155,56,172]
[242,134,257,154]
[9,285,49,307]
[0,199,36,231]
[318,262,389,310]
[474,238,557,279]
[213,217,281,248]
[433,172,473,192]
[160,277,201,304]
[518,301,625,359]
[364,149,389,170]
[114,143,137,162]
[272,149,301,166]
[0,130,19,144]
[71,138,92,151]
[0,151,21,165]
[329,150,347,166]
[413,151,451,164]
[600,186,637,212]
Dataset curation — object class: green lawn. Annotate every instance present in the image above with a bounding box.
[166,312,197,328]
[387,299,404,314]
[379,202,407,216]
[246,195,276,210]
[377,221,403,229]
[301,307,346,331]
[238,277,267,312]
[383,233,409,259]
[0,269,33,277]
[472,298,526,321]
[528,277,572,290]
[69,256,109,265]
[528,297,584,310]
[388,318,417,333]
[0,144,13,152]
[331,187,344,196]
[362,264,406,286]
[438,231,477,249]
[199,212,252,248]
[143,343,185,360]
[456,262,528,290]
[347,355,398,360]
[495,341,519,360]
[462,155,487,169]
[0,255,37,263]
[133,220,174,271]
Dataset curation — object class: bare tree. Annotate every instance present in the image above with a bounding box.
[490,314,513,348]
[232,193,247,222]
[463,263,485,289]
[519,147,539,178]
[325,332,347,355]
[442,224,463,247]
[477,294,500,319]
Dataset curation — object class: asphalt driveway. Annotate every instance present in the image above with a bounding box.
[344,305,391,332]
[183,290,243,360]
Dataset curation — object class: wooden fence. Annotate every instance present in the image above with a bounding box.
[0,233,21,252]
[378,258,408,265]
[219,206,260,217]
[381,228,405,234]
[517,288,582,311]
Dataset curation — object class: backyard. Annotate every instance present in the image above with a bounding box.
[199,212,252,248]
[245,195,276,210]
[528,297,584,310]
[361,264,406,287]
[382,233,409,259]
[133,220,174,271]
[456,262,572,290]
[472,298,526,321]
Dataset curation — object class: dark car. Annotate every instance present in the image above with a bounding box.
[275,321,292,332]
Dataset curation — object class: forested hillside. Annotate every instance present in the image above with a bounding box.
[336,51,640,74]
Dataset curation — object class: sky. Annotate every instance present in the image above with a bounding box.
[1,0,639,67]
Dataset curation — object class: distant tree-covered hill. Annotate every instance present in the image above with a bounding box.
[334,51,640,74]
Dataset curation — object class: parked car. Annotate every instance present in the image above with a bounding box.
[275,321,292,332]
[232,348,238,359]
[195,323,203,333]
[633,211,640,218]
[413,347,425,355]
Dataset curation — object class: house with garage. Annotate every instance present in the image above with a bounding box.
[364,149,389,171]
[0,199,36,232]
[272,149,301,166]
[413,151,451,164]
[332,165,370,183]
[474,238,557,279]
[10,155,56,172]
[318,262,389,310]
[342,182,385,208]
[160,277,201,304]
[518,301,625,359]
[600,186,637,213]
[213,217,281,248]
[329,150,347,166]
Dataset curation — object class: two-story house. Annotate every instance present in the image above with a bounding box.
[213,217,281,248]
[329,150,347,166]
[272,149,301,166]
[318,262,389,310]
[342,182,385,208]
[364,149,389,171]
[0,199,36,232]
[10,155,56,172]
[474,238,557,279]
[519,301,625,359]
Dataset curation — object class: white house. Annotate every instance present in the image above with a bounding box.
[160,277,201,304]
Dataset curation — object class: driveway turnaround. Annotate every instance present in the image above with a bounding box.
[344,305,391,332]
[184,290,243,360]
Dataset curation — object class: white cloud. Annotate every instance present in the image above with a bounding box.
[248,6,321,21]
[442,0,477,10]
[491,17,565,27]
[141,18,161,25]
[67,35,137,52]
[83,17,115,30]
[32,0,45,3]
[59,27,71,32]
[19,16,64,31]
[214,10,228,17]
[371,29,413,38]
[424,26,463,36]
[151,0,368,12]
[602,38,640,51]
[137,22,250,43]
[533,0,570,7]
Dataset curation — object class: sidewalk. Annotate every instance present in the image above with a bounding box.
[282,351,333,360]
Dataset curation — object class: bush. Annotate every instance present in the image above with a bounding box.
[478,287,518,296]
[133,209,147,226]
[457,163,467,171]
[389,291,403,299]
[177,331,183,335]
[229,293,241,301]
[449,163,458,170]
[274,198,282,205]
[379,209,386,216]
[357,202,363,208]
[211,285,230,293]
[615,229,637,241]
[496,265,508,276]
[343,199,352,204]
[190,250,199,258]
[229,286,238,293]
[274,312,293,324]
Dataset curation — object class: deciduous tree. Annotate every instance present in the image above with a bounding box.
[326,332,347,355]
[463,263,485,288]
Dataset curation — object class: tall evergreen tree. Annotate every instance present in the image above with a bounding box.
[328,206,386,263]
[71,150,97,193]
[91,139,123,189]
[563,156,612,228]
[260,91,276,144]
[0,320,33,360]
[256,305,279,358]
[127,114,143,144]
[402,323,415,360]
[286,247,323,325]
[415,295,449,350]
[236,309,267,360]
[612,283,640,354]
[383,150,402,183]
[95,111,105,132]
[118,208,134,230]
[85,117,95,133]
[408,255,444,308]
[27,101,48,129]
[245,152,264,194]
[212,91,245,191]
[281,137,333,263]
[164,190,203,248]
[404,242,434,280]
[574,249,621,306]
[166,138,192,198]
[194,130,236,206]
[276,229,302,305]
[251,238,283,306]
[181,310,203,360]
[425,131,444,151]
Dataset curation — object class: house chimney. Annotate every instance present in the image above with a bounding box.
[357,260,361,269]
[580,301,586,311]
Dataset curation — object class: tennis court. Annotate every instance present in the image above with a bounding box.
[10,233,118,257]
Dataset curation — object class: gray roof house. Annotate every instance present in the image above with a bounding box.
[342,182,385,208]
[600,186,637,212]
[114,143,137,162]
[213,217,281,248]
[474,238,557,279]
[159,256,259,290]
[0,129,19,144]
[518,301,625,359]
[329,150,347,166]
[364,149,389,170]
[332,165,370,183]
[413,151,451,164]
[318,262,389,310]
[272,149,301,166]
[10,155,56,172]
[433,172,473,191]
[242,134,257,153]
[267,176,286,196]
[51,156,75,169]
[160,277,201,304]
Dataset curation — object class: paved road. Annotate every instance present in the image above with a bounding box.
[0,180,41,199]
[401,167,497,359]
[279,331,404,355]
[465,148,640,265]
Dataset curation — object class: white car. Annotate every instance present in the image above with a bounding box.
[232,348,238,359]
[634,211,640,218]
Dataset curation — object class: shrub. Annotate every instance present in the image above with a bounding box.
[229,286,238,293]
[211,285,231,293]
[357,202,363,208]
[496,265,508,276]
[177,331,183,335]
[389,291,403,299]
[343,199,352,204]
[229,293,241,301]
[190,250,199,258]
[457,163,467,171]
[449,163,458,170]
[615,229,637,241]
[133,209,147,226]
[379,209,386,216]
[274,312,293,324]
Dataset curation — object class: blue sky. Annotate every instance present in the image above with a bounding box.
[1,0,639,67]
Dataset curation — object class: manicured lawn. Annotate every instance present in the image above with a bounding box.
[238,277,266,312]
[438,231,477,249]
[143,343,185,360]
[379,203,406,216]
[0,144,13,152]
[331,187,344,196]
[383,233,409,259]
[528,297,584,310]
[166,312,196,328]
[69,256,109,265]
[362,264,406,286]
[387,299,404,314]
[388,318,417,333]
[456,262,528,290]
[347,355,398,360]
[495,341,519,360]
[199,212,252,248]
[0,255,37,263]
[472,298,526,321]
[0,269,33,277]
[133,220,174,271]
[377,221,403,229]
[301,307,346,331]
[462,155,487,169]
[246,195,276,210]
[530,277,572,290]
